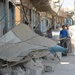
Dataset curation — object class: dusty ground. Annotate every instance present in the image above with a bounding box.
[43,26,75,75]
[43,53,75,75]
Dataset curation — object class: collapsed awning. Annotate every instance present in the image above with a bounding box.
[12,23,56,47]
[0,23,56,61]
[29,0,57,16]
[0,42,47,61]
[29,0,51,12]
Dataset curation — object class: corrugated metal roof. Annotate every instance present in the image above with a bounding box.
[26,36,56,48]
[0,31,21,46]
[0,23,56,62]
[0,42,46,61]
[29,0,51,12]
[12,23,56,48]
[12,23,37,41]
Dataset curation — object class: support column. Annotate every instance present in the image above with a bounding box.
[54,17,56,30]
[31,10,34,30]
[5,0,9,32]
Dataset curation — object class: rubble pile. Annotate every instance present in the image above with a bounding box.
[0,52,60,75]
[0,23,59,75]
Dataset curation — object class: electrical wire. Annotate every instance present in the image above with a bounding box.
[11,0,21,11]
[11,0,30,24]
[20,0,29,24]
[11,0,30,25]
[57,0,64,13]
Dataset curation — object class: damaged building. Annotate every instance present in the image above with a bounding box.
[0,0,15,37]
[0,0,73,75]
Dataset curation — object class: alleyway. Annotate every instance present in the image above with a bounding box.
[43,53,75,75]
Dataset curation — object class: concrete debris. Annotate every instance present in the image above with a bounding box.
[0,53,60,75]
[29,50,49,59]
[0,66,26,75]
[44,66,53,72]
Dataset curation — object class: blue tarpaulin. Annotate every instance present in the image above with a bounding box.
[49,45,68,53]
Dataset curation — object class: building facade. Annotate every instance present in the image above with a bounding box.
[15,0,70,35]
[0,0,15,37]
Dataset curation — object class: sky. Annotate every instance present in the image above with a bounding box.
[60,0,75,8]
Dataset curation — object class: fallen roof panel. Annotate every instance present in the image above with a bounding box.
[0,23,56,62]
[12,23,56,48]
[0,42,47,61]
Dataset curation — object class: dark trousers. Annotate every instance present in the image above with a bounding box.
[60,39,67,48]
[60,39,68,56]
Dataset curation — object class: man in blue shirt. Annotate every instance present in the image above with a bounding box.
[59,25,69,56]
[60,25,68,38]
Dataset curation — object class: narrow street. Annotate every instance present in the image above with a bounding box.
[42,26,75,75]
[0,0,75,75]
[43,53,75,75]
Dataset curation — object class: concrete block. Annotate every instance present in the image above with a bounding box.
[44,66,54,72]
[30,67,42,75]
[26,67,42,75]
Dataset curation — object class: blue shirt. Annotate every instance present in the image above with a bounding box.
[60,29,68,38]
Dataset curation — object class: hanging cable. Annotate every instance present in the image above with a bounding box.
[20,0,29,25]
[11,0,30,25]
[11,0,22,12]
[57,0,64,13]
